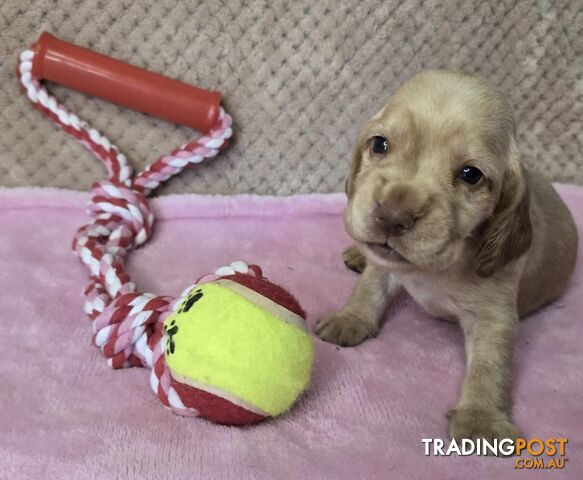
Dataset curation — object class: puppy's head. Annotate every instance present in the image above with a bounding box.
[345,70,531,275]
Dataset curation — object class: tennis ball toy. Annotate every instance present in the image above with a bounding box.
[161,263,314,425]
[20,34,314,427]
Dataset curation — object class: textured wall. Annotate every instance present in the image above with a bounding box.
[1,0,582,194]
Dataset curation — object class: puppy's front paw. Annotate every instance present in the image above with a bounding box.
[343,245,367,273]
[316,310,377,347]
[447,407,521,454]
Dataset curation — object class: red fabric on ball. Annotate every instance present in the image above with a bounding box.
[172,379,266,426]
[223,273,306,319]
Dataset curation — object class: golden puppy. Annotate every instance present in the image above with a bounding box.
[316,70,578,443]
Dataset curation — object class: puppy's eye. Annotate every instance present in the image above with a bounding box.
[371,136,389,154]
[457,166,483,185]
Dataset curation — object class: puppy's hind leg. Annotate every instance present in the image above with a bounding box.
[343,245,367,273]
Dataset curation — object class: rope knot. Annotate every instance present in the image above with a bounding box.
[89,180,154,248]
[93,292,174,369]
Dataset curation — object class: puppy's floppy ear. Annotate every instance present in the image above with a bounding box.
[475,138,532,277]
[345,135,368,197]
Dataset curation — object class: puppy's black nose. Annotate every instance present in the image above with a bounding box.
[373,203,417,236]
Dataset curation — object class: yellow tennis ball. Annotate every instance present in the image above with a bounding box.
[163,271,313,425]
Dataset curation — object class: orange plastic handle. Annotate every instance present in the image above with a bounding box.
[32,32,221,133]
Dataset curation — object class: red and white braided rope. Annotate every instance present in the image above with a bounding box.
[18,47,239,415]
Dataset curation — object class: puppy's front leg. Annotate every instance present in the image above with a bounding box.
[316,265,397,346]
[448,309,521,443]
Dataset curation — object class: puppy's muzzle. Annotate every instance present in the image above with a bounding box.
[373,203,418,236]
[372,184,428,237]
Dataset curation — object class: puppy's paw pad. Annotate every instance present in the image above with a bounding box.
[447,407,521,455]
[316,311,377,347]
[343,245,367,273]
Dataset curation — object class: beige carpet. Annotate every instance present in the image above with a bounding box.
[1,0,581,195]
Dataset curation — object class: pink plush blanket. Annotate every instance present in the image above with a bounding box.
[1,186,581,479]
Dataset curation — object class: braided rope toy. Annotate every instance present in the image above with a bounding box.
[18,33,313,425]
